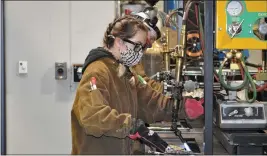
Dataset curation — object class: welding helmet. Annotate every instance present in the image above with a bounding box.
[132,7,161,41]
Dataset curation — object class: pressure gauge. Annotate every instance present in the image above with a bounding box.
[226,1,243,16]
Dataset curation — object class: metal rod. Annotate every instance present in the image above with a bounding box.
[245,62,261,68]
[177,1,183,44]
[175,58,182,82]
[114,1,121,18]
[163,29,170,71]
[262,50,267,71]
[204,0,214,154]
[163,53,170,71]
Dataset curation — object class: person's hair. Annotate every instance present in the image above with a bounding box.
[103,15,148,48]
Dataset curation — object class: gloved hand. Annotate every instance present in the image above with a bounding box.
[130,63,146,77]
[185,98,204,120]
[129,119,168,153]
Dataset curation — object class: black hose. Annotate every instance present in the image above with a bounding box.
[245,62,261,68]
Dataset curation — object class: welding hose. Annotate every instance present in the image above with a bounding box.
[185,1,204,59]
[185,4,204,58]
[181,1,198,62]
[165,0,199,30]
[165,0,194,26]
[218,59,248,91]
[217,57,257,103]
[213,68,220,82]
[165,9,183,27]
[240,57,257,103]
[238,63,267,92]
[158,11,179,28]
[165,9,199,30]
[255,83,267,91]
[197,4,205,52]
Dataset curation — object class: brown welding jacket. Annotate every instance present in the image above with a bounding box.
[71,47,171,155]
[131,63,164,93]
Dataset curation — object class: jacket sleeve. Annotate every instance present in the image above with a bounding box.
[135,76,173,124]
[74,66,132,138]
[143,77,164,93]
[131,63,163,93]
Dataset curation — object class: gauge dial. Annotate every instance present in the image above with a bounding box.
[226,1,243,16]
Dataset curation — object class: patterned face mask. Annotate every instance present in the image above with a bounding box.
[120,46,143,67]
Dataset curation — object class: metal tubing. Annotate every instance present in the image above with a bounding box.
[177,1,183,43]
[163,53,170,71]
[175,23,186,82]
[204,0,214,154]
[163,29,170,71]
[262,50,267,71]
[0,0,5,154]
[175,58,182,82]
[114,1,121,18]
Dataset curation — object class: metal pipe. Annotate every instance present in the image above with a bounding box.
[245,62,261,68]
[175,58,182,82]
[114,1,121,18]
[0,0,6,154]
[148,127,190,131]
[177,1,183,44]
[163,29,170,71]
[163,53,170,71]
[175,24,186,82]
[204,0,214,154]
[262,50,267,71]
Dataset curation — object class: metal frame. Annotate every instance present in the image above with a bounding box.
[203,0,214,154]
[0,0,5,154]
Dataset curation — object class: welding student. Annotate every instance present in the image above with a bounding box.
[131,8,164,93]
[71,15,173,155]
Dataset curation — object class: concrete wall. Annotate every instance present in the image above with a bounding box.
[4,1,114,154]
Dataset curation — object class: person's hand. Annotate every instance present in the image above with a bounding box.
[129,119,168,153]
[131,63,146,77]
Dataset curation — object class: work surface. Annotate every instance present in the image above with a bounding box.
[156,128,228,155]
[148,119,228,155]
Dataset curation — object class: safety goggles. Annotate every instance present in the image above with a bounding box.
[122,38,148,53]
